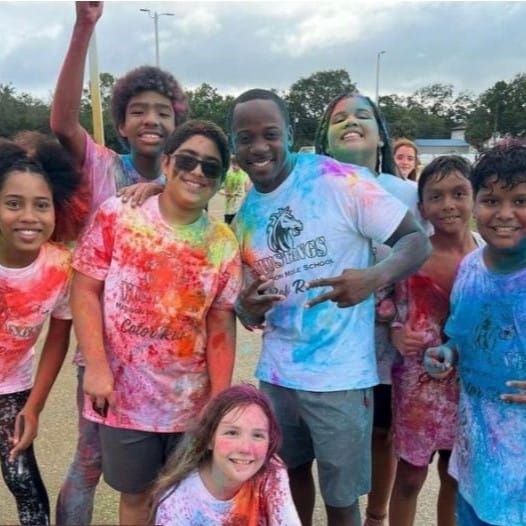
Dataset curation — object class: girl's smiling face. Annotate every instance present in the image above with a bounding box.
[0,170,55,267]
[394,145,417,179]
[206,403,270,498]
[326,95,382,173]
[160,134,222,223]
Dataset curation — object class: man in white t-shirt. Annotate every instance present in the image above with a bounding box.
[229,89,431,526]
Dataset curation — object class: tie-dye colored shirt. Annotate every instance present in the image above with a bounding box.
[73,195,242,432]
[0,242,72,395]
[83,133,166,216]
[72,135,167,367]
[233,154,408,391]
[155,459,301,525]
[446,248,526,525]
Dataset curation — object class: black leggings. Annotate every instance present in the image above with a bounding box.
[0,390,49,525]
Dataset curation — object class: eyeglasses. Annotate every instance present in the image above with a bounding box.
[171,153,223,179]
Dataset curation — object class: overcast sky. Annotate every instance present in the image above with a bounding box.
[1,1,525,102]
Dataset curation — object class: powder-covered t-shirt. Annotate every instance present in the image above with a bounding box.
[390,232,484,465]
[446,248,526,526]
[0,242,72,395]
[73,195,242,432]
[83,133,166,216]
[233,153,408,391]
[155,459,301,526]
[374,173,429,384]
[73,134,167,367]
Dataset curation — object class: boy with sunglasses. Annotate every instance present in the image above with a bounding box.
[51,3,189,525]
[71,120,242,524]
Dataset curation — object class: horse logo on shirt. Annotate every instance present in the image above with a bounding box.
[266,207,303,253]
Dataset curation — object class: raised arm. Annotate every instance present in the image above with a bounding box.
[50,1,103,164]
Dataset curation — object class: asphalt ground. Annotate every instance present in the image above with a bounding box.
[0,194,439,525]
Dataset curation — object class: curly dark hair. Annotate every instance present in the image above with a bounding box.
[417,155,472,202]
[111,66,189,146]
[471,138,526,195]
[0,133,88,242]
[164,120,230,181]
[315,91,396,175]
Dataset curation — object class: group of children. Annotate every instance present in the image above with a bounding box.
[0,2,525,526]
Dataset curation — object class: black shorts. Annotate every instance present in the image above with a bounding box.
[373,384,392,430]
[99,425,183,493]
[430,448,452,464]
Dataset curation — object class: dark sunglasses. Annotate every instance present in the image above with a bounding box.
[171,153,223,179]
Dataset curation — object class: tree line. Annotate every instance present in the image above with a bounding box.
[1,69,525,153]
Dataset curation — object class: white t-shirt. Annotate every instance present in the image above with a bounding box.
[155,460,301,525]
[233,154,408,391]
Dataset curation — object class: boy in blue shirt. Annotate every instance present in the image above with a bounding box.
[425,140,526,526]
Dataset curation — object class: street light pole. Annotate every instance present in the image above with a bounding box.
[140,9,174,67]
[375,50,386,104]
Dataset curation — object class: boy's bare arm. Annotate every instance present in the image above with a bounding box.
[71,270,115,411]
[206,308,236,398]
[50,1,103,164]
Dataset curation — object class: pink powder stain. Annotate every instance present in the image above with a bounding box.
[407,274,449,342]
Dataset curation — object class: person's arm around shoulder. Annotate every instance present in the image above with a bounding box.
[71,270,115,413]
[9,317,72,461]
[50,1,103,164]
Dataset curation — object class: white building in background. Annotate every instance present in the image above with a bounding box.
[415,126,478,165]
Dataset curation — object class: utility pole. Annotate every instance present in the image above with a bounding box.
[375,50,386,104]
[140,9,175,67]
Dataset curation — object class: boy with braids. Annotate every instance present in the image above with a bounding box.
[50,3,189,524]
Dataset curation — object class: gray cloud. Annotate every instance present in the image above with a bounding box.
[1,1,525,101]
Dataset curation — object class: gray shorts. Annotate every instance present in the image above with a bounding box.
[260,381,373,507]
[99,425,183,494]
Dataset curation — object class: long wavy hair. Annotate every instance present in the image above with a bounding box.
[315,91,397,175]
[149,384,282,521]
[393,138,419,181]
